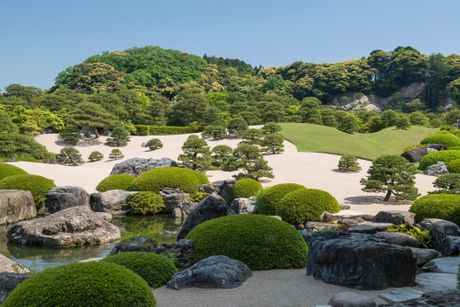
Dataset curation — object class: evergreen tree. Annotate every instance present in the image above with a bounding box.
[241,128,264,145]
[59,125,81,145]
[106,125,130,147]
[178,135,211,170]
[225,143,274,179]
[108,149,124,160]
[210,144,233,168]
[71,101,117,137]
[261,133,285,154]
[88,151,104,162]
[56,147,84,166]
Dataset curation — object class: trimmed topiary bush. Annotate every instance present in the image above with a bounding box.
[88,151,104,162]
[125,192,165,215]
[233,178,263,198]
[256,183,305,215]
[420,134,460,148]
[104,252,176,288]
[277,188,340,224]
[186,214,307,270]
[409,194,460,225]
[419,150,460,170]
[2,261,156,307]
[447,159,460,173]
[0,174,55,206]
[337,155,361,172]
[96,174,135,192]
[128,167,208,193]
[0,163,27,180]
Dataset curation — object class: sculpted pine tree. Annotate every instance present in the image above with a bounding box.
[361,155,418,201]
[108,149,124,160]
[241,128,264,145]
[56,147,84,166]
[261,133,285,154]
[71,102,117,138]
[59,125,81,145]
[262,122,282,134]
[106,126,130,147]
[226,143,274,180]
[210,144,233,168]
[178,135,211,170]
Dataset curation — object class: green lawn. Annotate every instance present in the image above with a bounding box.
[281,123,438,160]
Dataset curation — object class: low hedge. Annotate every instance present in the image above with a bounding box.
[0,174,55,205]
[256,183,305,215]
[447,159,460,173]
[277,188,340,224]
[233,178,263,198]
[96,174,135,192]
[2,261,156,307]
[125,192,165,215]
[419,150,460,170]
[104,252,176,288]
[0,163,27,180]
[409,194,460,225]
[133,125,197,136]
[128,167,208,193]
[420,134,460,148]
[186,215,307,270]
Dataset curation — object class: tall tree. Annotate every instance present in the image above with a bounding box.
[70,102,117,137]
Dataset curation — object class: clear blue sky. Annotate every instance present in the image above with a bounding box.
[1,0,460,90]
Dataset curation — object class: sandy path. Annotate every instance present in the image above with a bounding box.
[9,133,436,215]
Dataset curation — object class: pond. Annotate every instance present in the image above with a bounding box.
[0,215,182,272]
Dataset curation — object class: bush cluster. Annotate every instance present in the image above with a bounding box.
[233,178,263,198]
[420,134,460,148]
[2,261,156,307]
[418,150,460,170]
[104,252,176,288]
[0,174,55,206]
[125,192,165,215]
[256,183,305,215]
[0,163,28,180]
[187,215,307,270]
[134,125,197,136]
[409,194,460,225]
[96,174,135,192]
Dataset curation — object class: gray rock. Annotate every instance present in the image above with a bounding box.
[378,289,460,306]
[0,190,36,225]
[303,223,345,232]
[348,223,393,234]
[408,247,440,267]
[428,143,448,151]
[90,190,136,215]
[167,255,252,289]
[420,219,460,256]
[322,211,374,224]
[110,157,177,176]
[374,232,418,247]
[329,291,376,307]
[173,201,198,220]
[153,239,194,269]
[110,236,157,254]
[0,253,29,273]
[378,288,423,304]
[0,272,31,304]
[159,188,191,214]
[203,179,236,202]
[229,197,256,214]
[177,193,228,240]
[45,186,89,214]
[95,212,112,221]
[422,256,460,274]
[374,211,415,226]
[7,206,120,247]
[401,148,428,163]
[415,272,457,291]
[424,162,448,176]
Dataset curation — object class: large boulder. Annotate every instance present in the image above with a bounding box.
[45,186,89,214]
[401,147,428,163]
[424,162,449,176]
[0,272,31,304]
[374,232,418,247]
[0,190,36,225]
[7,206,121,247]
[328,291,376,307]
[110,157,177,176]
[0,253,29,273]
[177,193,228,240]
[306,232,416,290]
[419,218,460,256]
[201,179,236,203]
[110,236,157,254]
[229,197,256,214]
[374,211,415,226]
[408,247,440,267]
[422,257,460,274]
[159,188,191,214]
[167,255,252,289]
[90,190,136,215]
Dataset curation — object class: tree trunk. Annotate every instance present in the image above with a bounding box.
[93,127,100,139]
[384,190,392,201]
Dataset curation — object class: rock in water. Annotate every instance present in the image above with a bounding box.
[90,190,136,215]
[176,193,228,240]
[45,186,89,214]
[328,291,376,307]
[7,206,120,247]
[0,190,36,225]
[0,272,31,304]
[110,157,177,176]
[167,255,252,289]
[0,253,29,273]
[110,236,158,254]
[374,210,415,226]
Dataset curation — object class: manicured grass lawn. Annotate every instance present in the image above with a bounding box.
[281,123,437,160]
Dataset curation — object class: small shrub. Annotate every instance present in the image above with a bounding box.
[433,173,460,193]
[96,174,135,192]
[262,122,282,134]
[256,183,305,215]
[277,188,340,224]
[420,134,460,148]
[104,252,176,288]
[233,178,263,199]
[2,261,156,307]
[59,125,81,145]
[108,148,124,160]
[447,159,460,173]
[106,126,130,147]
[189,191,208,202]
[386,224,432,248]
[338,155,361,172]
[0,174,55,206]
[419,150,460,170]
[261,133,285,154]
[88,151,104,162]
[409,194,460,225]
[125,192,165,215]
[56,147,84,166]
[147,138,163,151]
[187,215,307,270]
[0,163,27,180]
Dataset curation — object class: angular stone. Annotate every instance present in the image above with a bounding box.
[379,289,460,306]
[202,179,236,203]
[415,272,457,291]
[0,253,29,273]
[348,223,393,234]
[374,211,415,226]
[159,188,191,214]
[167,255,252,289]
[0,190,36,225]
[322,211,374,224]
[420,219,460,256]
[378,288,423,304]
[229,197,256,214]
[110,236,158,254]
[90,190,136,215]
[374,232,418,247]
[401,148,428,163]
[153,239,194,269]
[45,186,89,214]
[329,291,376,307]
[408,247,440,267]
[422,257,460,274]
[110,157,177,176]
[424,162,448,176]
[0,272,31,304]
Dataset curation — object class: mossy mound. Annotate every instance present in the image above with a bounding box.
[96,174,135,192]
[419,150,460,170]
[409,194,460,225]
[233,178,263,198]
[256,183,305,215]
[0,163,28,180]
[0,174,55,204]
[125,192,165,215]
[447,159,460,173]
[420,134,460,148]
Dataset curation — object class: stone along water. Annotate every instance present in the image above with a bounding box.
[0,215,181,272]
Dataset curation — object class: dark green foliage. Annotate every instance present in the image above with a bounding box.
[96,174,135,192]
[419,150,460,170]
[133,125,198,136]
[0,112,18,133]
[2,261,156,307]
[148,138,163,151]
[201,125,227,140]
[0,133,54,161]
[210,144,233,168]
[71,101,118,137]
[233,178,263,198]
[447,159,460,173]
[178,135,211,170]
[256,183,305,215]
[395,115,411,130]
[420,134,460,148]
[0,163,27,180]
[59,125,81,145]
[128,167,208,193]
[227,116,248,137]
[386,224,432,248]
[104,252,176,288]
[335,111,359,134]
[88,151,104,162]
[108,148,124,160]
[186,215,307,270]
[226,143,274,179]
[277,188,340,224]
[432,173,460,194]
[361,155,418,201]
[338,155,361,172]
[410,194,460,225]
[261,133,285,154]
[241,128,264,145]
[0,174,55,205]
[125,192,165,215]
[106,125,130,147]
[55,146,84,166]
[262,122,282,134]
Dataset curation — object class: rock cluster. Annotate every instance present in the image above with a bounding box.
[110,157,176,176]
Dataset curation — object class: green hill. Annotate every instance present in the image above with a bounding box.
[281,123,437,160]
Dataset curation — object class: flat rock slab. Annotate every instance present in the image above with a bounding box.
[415,272,457,291]
[374,210,415,226]
[329,291,376,307]
[422,257,460,274]
[348,223,393,234]
[379,287,423,303]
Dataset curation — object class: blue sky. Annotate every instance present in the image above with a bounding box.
[1,0,460,90]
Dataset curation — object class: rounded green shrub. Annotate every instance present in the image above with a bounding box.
[128,167,208,193]
[420,134,460,148]
[0,174,55,205]
[233,178,263,198]
[104,252,176,288]
[277,188,340,224]
[447,159,460,173]
[419,150,460,170]
[126,192,165,215]
[186,215,307,270]
[96,174,135,192]
[2,261,156,307]
[0,163,27,180]
[256,183,305,215]
[410,194,460,225]
[449,146,460,150]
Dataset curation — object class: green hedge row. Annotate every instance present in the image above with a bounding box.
[133,125,198,136]
[410,194,460,225]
